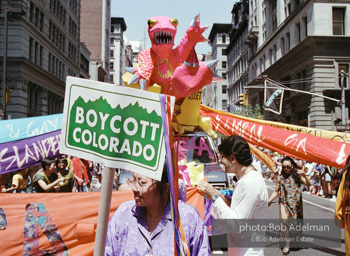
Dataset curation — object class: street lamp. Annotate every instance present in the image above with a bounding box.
[1,7,25,120]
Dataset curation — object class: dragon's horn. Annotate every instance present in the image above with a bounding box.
[190,14,200,27]
[124,67,134,73]
[203,59,219,69]
[127,74,139,85]
[139,79,147,90]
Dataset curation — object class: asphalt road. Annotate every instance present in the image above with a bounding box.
[212,179,346,256]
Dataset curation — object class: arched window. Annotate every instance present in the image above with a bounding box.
[28,83,41,116]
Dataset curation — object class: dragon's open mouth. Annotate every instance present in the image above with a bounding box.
[153,31,174,45]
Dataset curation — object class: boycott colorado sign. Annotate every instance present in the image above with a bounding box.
[60,77,173,180]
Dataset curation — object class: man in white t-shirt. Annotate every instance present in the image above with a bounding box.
[198,135,268,256]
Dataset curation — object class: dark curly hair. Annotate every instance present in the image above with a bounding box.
[218,135,252,166]
[281,156,301,186]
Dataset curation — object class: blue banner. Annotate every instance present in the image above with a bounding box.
[0,114,62,144]
[0,130,61,174]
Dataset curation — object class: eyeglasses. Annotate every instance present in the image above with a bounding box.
[127,178,143,193]
[282,165,292,169]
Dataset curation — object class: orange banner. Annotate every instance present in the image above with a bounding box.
[200,105,350,143]
[199,105,350,168]
[0,188,204,256]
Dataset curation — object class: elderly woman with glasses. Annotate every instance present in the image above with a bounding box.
[105,164,210,256]
[268,156,311,255]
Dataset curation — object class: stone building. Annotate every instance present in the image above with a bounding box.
[246,0,350,130]
[226,0,250,110]
[0,0,81,119]
[80,0,110,82]
[204,23,230,111]
[110,17,126,85]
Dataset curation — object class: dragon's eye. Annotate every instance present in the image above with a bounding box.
[148,19,156,28]
[171,18,178,27]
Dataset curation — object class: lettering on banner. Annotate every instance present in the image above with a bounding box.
[187,91,202,101]
[27,118,59,137]
[0,134,61,172]
[23,203,69,256]
[5,118,60,139]
[284,134,307,155]
[215,115,221,131]
[181,137,214,159]
[336,144,347,166]
[7,124,20,139]
[227,118,265,143]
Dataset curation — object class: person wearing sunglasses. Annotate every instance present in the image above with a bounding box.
[268,156,311,255]
[105,164,210,256]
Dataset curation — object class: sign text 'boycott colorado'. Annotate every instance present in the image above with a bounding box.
[60,77,172,180]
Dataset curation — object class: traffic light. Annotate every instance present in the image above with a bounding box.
[239,92,248,106]
[5,86,12,103]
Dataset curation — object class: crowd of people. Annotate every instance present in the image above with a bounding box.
[0,135,349,255]
[0,156,104,193]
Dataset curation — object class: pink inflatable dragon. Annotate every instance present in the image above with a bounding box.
[127,14,221,99]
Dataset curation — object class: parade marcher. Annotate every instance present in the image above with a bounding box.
[33,158,66,193]
[197,135,268,256]
[3,168,30,193]
[56,157,75,192]
[335,154,350,255]
[268,156,311,255]
[310,164,322,196]
[105,165,210,256]
[71,157,93,192]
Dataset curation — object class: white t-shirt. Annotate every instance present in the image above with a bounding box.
[211,171,268,256]
[304,163,315,176]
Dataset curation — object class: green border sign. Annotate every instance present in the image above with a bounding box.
[60,77,173,180]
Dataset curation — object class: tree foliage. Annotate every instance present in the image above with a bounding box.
[230,104,262,119]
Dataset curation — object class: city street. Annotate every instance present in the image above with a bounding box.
[212,179,346,256]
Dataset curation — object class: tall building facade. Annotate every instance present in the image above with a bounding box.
[246,0,350,131]
[204,24,231,111]
[110,17,126,85]
[226,0,250,110]
[0,0,81,119]
[80,0,110,82]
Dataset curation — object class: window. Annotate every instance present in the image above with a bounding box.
[281,37,285,55]
[222,85,227,94]
[28,83,41,115]
[222,61,227,69]
[333,8,345,35]
[303,16,308,38]
[111,26,114,33]
[29,37,33,61]
[295,22,301,43]
[222,34,226,43]
[110,75,114,82]
[110,62,114,70]
[39,46,43,67]
[110,50,114,58]
[222,100,227,110]
[286,32,290,51]
[339,64,349,88]
[221,49,226,56]
[222,73,227,79]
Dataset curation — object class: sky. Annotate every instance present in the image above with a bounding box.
[111,0,238,54]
